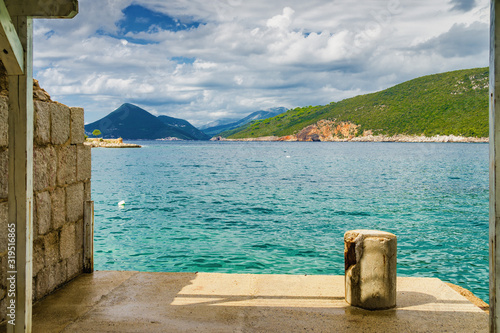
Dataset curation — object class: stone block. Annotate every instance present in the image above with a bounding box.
[0,293,7,325]
[0,255,6,289]
[34,101,51,145]
[57,145,76,186]
[48,261,67,293]
[51,187,66,230]
[35,267,49,300]
[33,146,57,192]
[60,222,76,259]
[0,201,7,253]
[77,144,91,181]
[66,182,84,223]
[345,229,397,310]
[67,251,83,279]
[84,180,91,201]
[70,107,85,144]
[35,191,51,236]
[0,257,8,318]
[0,149,7,199]
[51,103,70,145]
[0,96,7,147]
[33,238,45,276]
[43,231,60,267]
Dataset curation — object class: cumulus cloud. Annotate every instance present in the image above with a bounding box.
[267,7,295,30]
[32,0,490,126]
[415,22,488,58]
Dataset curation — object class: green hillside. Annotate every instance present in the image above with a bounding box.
[226,67,489,139]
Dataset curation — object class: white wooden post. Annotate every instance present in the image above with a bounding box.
[5,15,33,333]
[0,1,77,332]
[491,0,500,331]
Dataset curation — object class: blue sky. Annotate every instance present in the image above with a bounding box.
[33,0,489,126]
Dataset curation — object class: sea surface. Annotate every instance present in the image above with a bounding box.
[91,141,489,302]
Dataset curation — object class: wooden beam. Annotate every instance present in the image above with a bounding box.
[5,0,78,18]
[7,16,33,333]
[491,0,500,331]
[0,0,23,75]
[83,201,94,273]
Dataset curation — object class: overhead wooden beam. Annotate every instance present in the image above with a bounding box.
[5,0,78,18]
[0,0,23,75]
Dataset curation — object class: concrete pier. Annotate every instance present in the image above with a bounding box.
[0,271,488,332]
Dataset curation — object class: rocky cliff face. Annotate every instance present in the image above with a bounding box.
[294,119,361,141]
[221,119,362,142]
[217,117,488,142]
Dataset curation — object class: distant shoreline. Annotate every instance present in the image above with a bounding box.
[84,138,141,148]
[212,134,488,143]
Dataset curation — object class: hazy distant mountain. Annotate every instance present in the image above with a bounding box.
[198,117,240,130]
[85,103,210,140]
[202,107,288,136]
[157,115,210,140]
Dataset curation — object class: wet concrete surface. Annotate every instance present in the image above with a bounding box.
[0,271,489,332]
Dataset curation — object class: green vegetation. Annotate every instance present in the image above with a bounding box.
[225,67,489,139]
[92,129,101,137]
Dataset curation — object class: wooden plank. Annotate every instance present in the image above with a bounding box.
[5,0,78,18]
[491,1,500,331]
[84,201,94,273]
[0,0,23,75]
[6,16,33,333]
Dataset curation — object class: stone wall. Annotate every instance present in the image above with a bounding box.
[0,92,91,323]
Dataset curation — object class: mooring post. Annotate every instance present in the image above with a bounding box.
[344,229,397,310]
[490,1,500,331]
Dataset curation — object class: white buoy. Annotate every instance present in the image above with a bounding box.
[118,200,125,206]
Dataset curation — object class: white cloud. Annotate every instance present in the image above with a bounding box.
[267,7,295,30]
[32,0,490,126]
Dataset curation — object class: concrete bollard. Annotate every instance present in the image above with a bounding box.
[344,229,397,310]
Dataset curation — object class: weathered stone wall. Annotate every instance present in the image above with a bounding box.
[0,93,91,323]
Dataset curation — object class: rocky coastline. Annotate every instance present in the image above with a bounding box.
[212,134,488,143]
[84,138,141,148]
[211,119,488,143]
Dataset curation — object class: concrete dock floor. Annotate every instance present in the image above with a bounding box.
[0,271,489,332]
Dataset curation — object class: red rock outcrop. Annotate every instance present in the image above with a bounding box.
[294,119,360,141]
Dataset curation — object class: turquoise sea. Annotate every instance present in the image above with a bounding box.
[91,141,489,302]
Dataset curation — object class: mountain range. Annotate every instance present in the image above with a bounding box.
[85,67,488,141]
[200,107,288,136]
[84,103,210,140]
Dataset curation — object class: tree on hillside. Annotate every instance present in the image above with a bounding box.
[92,129,101,137]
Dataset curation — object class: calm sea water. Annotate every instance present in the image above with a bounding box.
[91,141,489,302]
